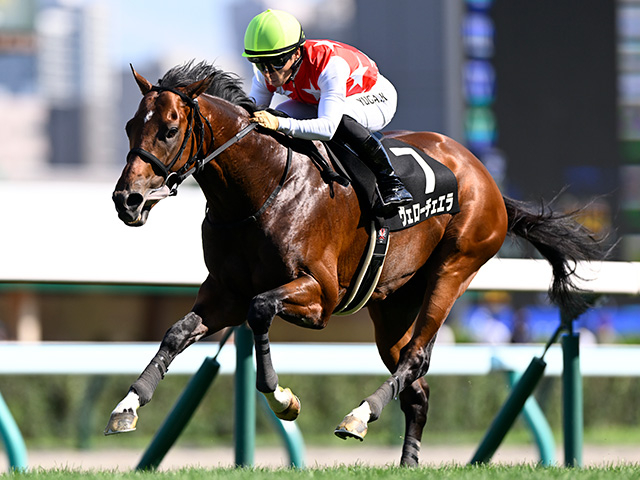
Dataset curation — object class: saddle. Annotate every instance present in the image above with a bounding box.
[325,135,460,230]
[265,109,460,228]
[278,132,460,231]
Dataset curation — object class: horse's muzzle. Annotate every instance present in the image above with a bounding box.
[112,186,171,226]
[113,190,147,226]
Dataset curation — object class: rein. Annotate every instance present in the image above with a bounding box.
[167,122,257,193]
[206,143,292,228]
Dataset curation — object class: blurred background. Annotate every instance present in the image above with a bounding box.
[1,0,640,457]
[0,0,635,344]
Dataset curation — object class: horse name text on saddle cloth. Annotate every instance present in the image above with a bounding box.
[323,136,460,232]
[397,193,456,228]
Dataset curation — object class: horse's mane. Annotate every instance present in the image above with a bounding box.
[158,60,258,114]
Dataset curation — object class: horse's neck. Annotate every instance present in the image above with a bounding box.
[196,98,284,224]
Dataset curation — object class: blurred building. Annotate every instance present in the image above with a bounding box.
[38,0,117,173]
[490,0,617,243]
[0,0,47,179]
[619,0,640,258]
[0,0,37,94]
[0,0,117,180]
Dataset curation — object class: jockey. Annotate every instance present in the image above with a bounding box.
[243,9,413,210]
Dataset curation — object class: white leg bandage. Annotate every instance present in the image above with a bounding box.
[112,390,140,415]
[264,385,292,414]
[348,401,372,424]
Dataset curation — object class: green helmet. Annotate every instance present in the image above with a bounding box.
[243,9,306,59]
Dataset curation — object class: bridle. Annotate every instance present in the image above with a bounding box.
[127,85,289,227]
[127,85,257,196]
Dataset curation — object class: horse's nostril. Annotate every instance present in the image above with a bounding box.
[125,193,144,210]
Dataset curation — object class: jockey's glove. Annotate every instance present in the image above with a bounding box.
[251,110,280,131]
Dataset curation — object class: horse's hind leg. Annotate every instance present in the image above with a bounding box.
[336,242,500,464]
[399,376,431,466]
[104,311,209,434]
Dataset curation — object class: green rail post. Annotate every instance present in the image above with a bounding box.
[234,324,256,467]
[506,370,556,466]
[136,356,221,470]
[0,391,28,472]
[469,356,547,465]
[562,330,583,467]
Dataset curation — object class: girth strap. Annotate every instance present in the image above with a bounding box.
[333,223,390,315]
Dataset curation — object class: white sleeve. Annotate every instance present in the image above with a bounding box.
[248,67,275,108]
[277,56,349,141]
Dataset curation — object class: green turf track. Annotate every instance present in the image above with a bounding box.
[4,465,640,480]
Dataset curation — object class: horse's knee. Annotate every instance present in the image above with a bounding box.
[130,312,208,407]
[397,335,437,385]
[247,293,281,334]
[162,311,208,354]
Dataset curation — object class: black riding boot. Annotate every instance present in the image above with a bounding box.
[360,135,413,208]
[335,116,413,210]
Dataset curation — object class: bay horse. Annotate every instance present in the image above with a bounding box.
[107,61,602,466]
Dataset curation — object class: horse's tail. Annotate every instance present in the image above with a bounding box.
[503,195,606,318]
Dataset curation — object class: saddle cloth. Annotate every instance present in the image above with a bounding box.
[327,136,460,231]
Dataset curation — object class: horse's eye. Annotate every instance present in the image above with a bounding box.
[166,127,179,139]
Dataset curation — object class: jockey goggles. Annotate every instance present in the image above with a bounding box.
[248,49,296,73]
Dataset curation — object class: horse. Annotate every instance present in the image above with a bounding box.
[106,60,603,466]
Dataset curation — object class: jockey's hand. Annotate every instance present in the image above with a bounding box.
[251,110,279,131]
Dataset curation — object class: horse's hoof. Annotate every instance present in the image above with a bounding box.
[104,411,138,435]
[275,388,301,421]
[334,414,367,441]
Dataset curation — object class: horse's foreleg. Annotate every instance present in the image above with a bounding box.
[335,335,436,444]
[336,253,485,456]
[247,275,328,421]
[104,311,208,434]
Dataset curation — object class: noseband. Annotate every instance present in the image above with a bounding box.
[127,86,257,196]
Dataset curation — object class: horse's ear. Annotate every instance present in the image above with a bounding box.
[130,64,153,95]
[182,74,215,99]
